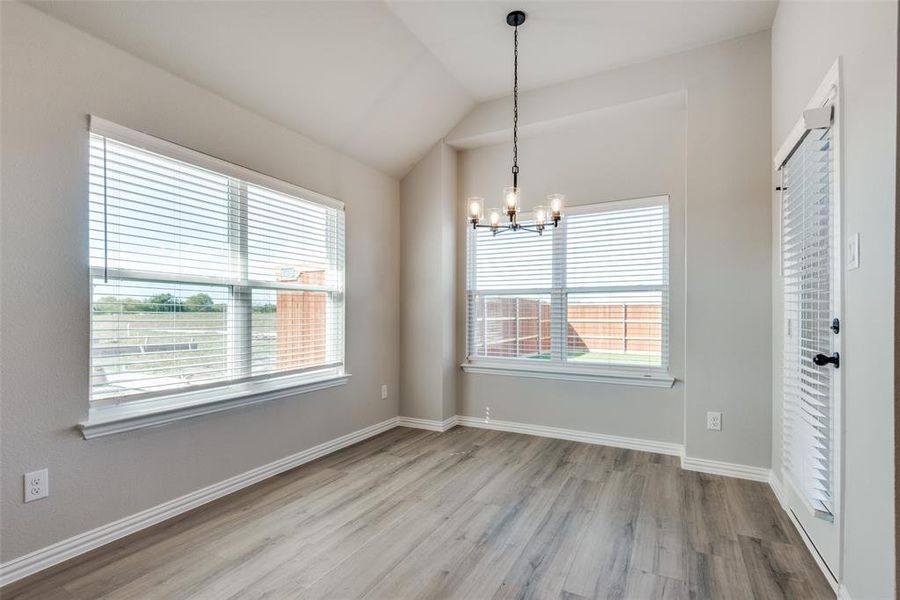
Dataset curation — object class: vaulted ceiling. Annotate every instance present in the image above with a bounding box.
[31,1,777,177]
[387,1,777,101]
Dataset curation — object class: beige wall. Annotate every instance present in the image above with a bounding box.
[770,2,897,597]
[448,32,773,466]
[0,2,400,562]
[399,141,457,421]
[455,100,687,443]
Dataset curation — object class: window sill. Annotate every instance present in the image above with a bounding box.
[460,361,675,388]
[79,370,351,439]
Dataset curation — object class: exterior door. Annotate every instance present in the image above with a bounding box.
[780,94,842,581]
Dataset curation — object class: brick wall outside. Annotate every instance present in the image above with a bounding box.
[276,270,327,369]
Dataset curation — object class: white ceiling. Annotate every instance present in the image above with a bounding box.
[387,1,778,101]
[31,1,777,177]
[29,0,475,177]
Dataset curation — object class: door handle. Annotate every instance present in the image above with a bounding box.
[813,352,840,368]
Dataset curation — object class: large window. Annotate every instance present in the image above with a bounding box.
[466,196,669,379]
[88,119,345,408]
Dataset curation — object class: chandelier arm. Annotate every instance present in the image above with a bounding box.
[473,223,544,236]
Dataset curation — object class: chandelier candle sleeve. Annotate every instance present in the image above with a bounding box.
[468,197,484,227]
[548,194,564,225]
[489,208,502,229]
[503,186,520,216]
[534,205,547,229]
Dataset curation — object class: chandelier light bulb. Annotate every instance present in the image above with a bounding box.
[534,205,547,227]
[503,186,519,215]
[547,194,566,224]
[467,197,483,224]
[488,208,502,228]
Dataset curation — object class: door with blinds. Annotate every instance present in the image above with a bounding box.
[779,91,841,581]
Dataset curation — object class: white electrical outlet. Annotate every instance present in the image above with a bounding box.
[381,384,388,400]
[24,469,48,503]
[706,411,722,431]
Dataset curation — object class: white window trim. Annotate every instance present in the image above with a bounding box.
[460,359,674,387]
[80,369,350,439]
[463,195,672,387]
[83,117,349,437]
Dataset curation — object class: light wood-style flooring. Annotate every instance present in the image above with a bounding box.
[3,426,834,599]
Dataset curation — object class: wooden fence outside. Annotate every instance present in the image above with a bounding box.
[474,297,662,358]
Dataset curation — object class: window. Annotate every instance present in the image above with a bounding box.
[88,118,345,410]
[466,196,669,382]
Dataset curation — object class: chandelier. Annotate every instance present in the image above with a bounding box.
[467,10,564,236]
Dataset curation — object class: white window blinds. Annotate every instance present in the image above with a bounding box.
[781,125,836,517]
[467,196,669,373]
[88,119,345,405]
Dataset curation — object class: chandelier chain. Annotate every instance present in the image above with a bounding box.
[512,24,519,185]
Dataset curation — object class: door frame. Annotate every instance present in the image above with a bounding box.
[894,6,899,593]
[774,58,844,590]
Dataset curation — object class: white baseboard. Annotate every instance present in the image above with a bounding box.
[768,473,840,596]
[768,470,789,510]
[0,416,400,588]
[397,415,459,432]
[2,413,821,592]
[680,455,770,482]
[455,415,684,457]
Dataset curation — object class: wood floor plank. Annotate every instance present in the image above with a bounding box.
[631,463,687,582]
[622,570,689,600]
[359,500,504,600]
[722,477,793,544]
[60,467,349,599]
[297,446,511,600]
[490,477,605,600]
[683,471,743,561]
[737,535,835,600]
[427,485,564,600]
[213,427,517,600]
[684,549,756,599]
[2,427,834,600]
[561,469,646,599]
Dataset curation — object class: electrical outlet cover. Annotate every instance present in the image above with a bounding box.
[706,412,722,431]
[24,469,48,502]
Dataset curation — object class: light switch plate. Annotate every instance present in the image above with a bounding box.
[847,233,860,270]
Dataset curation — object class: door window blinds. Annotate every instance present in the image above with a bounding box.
[781,125,835,517]
[467,196,668,373]
[88,119,345,406]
